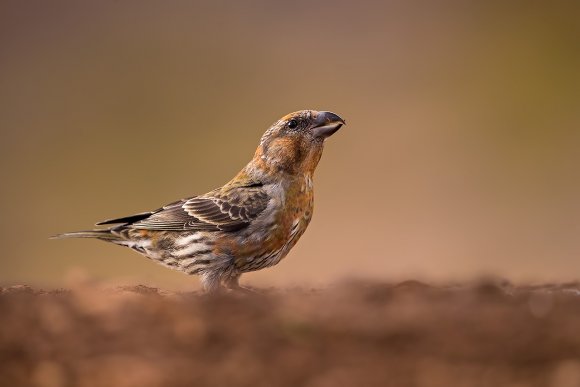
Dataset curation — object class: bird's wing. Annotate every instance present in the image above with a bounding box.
[97,184,270,232]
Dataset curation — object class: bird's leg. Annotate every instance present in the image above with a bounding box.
[224,274,259,294]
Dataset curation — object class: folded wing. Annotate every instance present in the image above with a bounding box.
[96,185,270,232]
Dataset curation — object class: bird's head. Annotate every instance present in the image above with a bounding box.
[249,110,345,178]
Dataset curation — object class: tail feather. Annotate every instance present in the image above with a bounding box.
[50,230,118,240]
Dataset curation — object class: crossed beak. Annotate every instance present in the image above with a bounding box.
[312,111,346,138]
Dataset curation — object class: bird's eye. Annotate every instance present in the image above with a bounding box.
[287,119,298,129]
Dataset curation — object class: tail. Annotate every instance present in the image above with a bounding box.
[50,229,119,241]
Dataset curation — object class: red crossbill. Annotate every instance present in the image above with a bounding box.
[54,110,345,292]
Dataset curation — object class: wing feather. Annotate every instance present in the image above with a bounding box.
[122,184,270,232]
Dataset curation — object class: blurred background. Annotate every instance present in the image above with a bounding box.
[1,0,579,290]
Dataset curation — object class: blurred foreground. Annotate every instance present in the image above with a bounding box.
[2,280,580,387]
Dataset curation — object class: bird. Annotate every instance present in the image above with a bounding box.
[53,110,345,292]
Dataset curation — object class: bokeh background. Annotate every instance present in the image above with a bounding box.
[1,0,579,290]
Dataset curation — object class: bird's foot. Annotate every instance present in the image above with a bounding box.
[225,283,262,295]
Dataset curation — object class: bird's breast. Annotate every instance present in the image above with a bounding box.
[223,175,314,271]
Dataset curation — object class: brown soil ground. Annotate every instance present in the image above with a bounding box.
[1,280,580,387]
